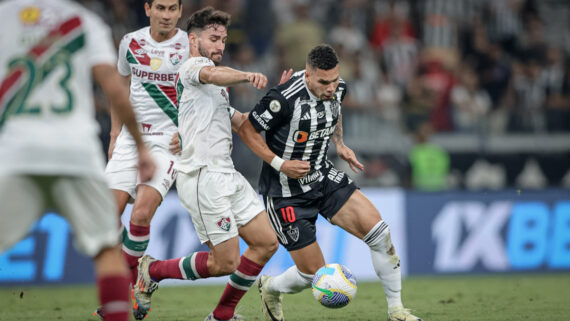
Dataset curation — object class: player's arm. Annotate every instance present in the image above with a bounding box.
[108,75,131,159]
[332,111,363,173]
[93,64,155,182]
[238,119,309,179]
[199,66,267,89]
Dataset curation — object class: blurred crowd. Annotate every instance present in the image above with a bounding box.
[81,0,570,190]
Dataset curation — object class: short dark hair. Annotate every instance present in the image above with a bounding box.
[185,6,231,34]
[307,44,339,70]
[146,0,182,7]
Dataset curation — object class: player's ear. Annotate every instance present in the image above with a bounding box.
[144,2,151,17]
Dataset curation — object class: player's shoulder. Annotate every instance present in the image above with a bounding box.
[274,70,305,102]
[173,28,190,44]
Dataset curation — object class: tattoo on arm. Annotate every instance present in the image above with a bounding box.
[332,113,343,146]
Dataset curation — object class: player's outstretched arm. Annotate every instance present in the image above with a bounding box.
[199,66,267,89]
[238,119,310,179]
[93,64,156,182]
[332,113,363,173]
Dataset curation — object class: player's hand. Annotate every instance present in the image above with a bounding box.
[137,147,156,182]
[278,68,293,85]
[247,72,268,90]
[169,133,181,155]
[281,159,311,179]
[337,144,363,173]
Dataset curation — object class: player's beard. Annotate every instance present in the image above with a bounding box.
[198,42,222,65]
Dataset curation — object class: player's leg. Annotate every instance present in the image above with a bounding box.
[329,190,423,321]
[257,195,323,321]
[211,205,279,320]
[54,176,131,321]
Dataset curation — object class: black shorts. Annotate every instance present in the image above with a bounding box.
[263,168,359,251]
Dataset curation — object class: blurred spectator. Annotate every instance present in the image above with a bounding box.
[509,59,547,132]
[450,65,491,133]
[329,11,368,56]
[379,14,419,89]
[544,49,570,131]
[274,0,324,70]
[484,0,524,56]
[422,59,455,132]
[369,1,415,50]
[377,72,404,126]
[408,121,450,191]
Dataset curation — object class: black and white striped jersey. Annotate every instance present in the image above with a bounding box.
[248,71,348,197]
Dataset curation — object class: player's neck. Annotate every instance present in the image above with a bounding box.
[149,27,177,43]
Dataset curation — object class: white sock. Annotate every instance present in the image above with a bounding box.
[267,265,313,294]
[364,220,403,309]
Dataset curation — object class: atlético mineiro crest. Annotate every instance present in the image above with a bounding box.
[217,217,231,232]
[287,226,300,242]
[170,53,182,65]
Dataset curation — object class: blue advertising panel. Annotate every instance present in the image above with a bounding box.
[0,189,406,285]
[406,189,570,275]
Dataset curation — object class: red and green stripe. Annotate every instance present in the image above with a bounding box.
[126,38,150,65]
[142,83,178,126]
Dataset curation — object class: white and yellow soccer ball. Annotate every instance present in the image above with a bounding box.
[311,263,357,308]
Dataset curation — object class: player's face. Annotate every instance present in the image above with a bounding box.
[195,25,227,64]
[145,0,182,36]
[305,65,340,100]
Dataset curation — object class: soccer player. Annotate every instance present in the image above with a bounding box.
[104,0,188,311]
[238,44,424,321]
[132,7,303,321]
[0,0,155,321]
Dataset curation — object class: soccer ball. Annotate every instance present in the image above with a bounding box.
[311,263,357,308]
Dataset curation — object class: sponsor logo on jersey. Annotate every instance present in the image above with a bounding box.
[293,126,336,143]
[172,42,182,50]
[132,67,176,82]
[259,110,273,123]
[216,217,231,232]
[150,58,162,71]
[142,123,152,132]
[251,111,270,130]
[286,226,300,242]
[299,170,322,186]
[20,6,41,25]
[139,38,146,46]
[169,52,182,65]
[269,100,281,113]
[301,111,311,121]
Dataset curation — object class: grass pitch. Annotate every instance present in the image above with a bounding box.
[1,273,569,321]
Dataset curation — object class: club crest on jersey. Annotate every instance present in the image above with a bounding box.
[216,217,231,232]
[169,53,182,65]
[150,58,162,71]
[269,100,281,113]
[20,6,41,25]
[286,226,300,242]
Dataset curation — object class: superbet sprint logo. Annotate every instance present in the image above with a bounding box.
[431,201,570,272]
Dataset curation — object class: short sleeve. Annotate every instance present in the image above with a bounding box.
[179,57,214,87]
[248,88,291,133]
[116,34,131,76]
[82,12,116,68]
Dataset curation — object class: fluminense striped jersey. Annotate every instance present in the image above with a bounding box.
[0,0,116,179]
[115,26,189,147]
[248,71,347,197]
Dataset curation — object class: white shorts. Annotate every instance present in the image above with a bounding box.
[176,168,265,246]
[0,175,119,257]
[105,143,177,200]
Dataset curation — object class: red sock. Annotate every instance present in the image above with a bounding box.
[97,275,130,321]
[213,256,263,320]
[149,251,211,281]
[122,223,150,284]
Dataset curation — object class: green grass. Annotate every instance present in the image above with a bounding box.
[1,274,569,321]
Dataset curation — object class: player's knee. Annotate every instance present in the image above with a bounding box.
[212,255,240,275]
[363,220,394,254]
[130,207,153,225]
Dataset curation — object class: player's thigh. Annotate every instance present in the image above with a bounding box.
[264,195,319,252]
[105,145,138,198]
[130,184,163,223]
[136,146,177,201]
[53,176,120,257]
[176,169,239,247]
[330,189,382,239]
[289,242,326,275]
[0,175,45,252]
